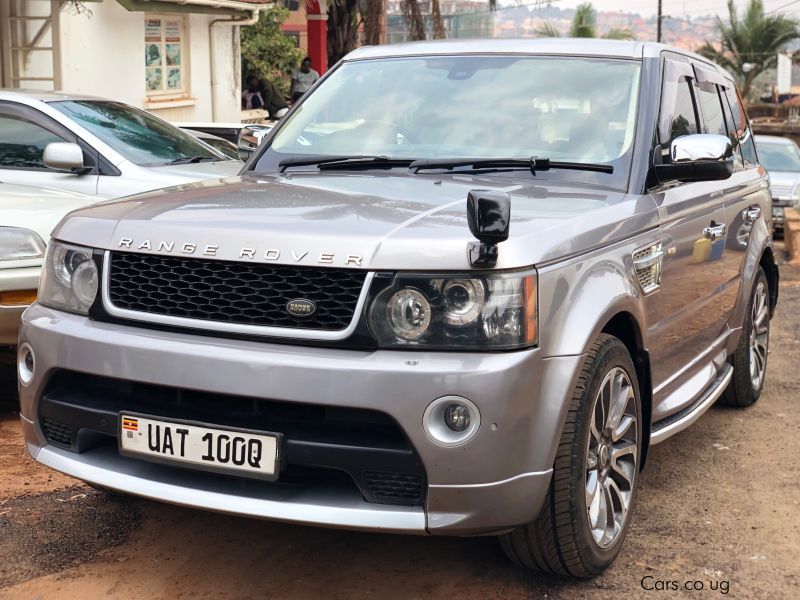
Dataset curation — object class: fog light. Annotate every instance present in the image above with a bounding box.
[18,343,35,386]
[444,404,470,432]
[423,396,480,447]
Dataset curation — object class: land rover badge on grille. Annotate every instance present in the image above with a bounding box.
[286,299,317,317]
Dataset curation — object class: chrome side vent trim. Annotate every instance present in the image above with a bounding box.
[632,243,664,294]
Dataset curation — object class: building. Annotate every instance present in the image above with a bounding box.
[0,0,270,122]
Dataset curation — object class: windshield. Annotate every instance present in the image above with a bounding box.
[757,140,800,172]
[50,100,227,166]
[256,55,641,185]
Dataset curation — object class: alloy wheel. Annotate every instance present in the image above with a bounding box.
[749,281,769,391]
[586,367,638,549]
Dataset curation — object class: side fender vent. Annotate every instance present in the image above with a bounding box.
[632,243,664,294]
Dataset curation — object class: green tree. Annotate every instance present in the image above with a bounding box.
[698,0,800,101]
[240,5,303,96]
[538,3,633,40]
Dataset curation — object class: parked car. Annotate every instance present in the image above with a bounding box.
[754,134,800,234]
[183,129,239,160]
[1,182,104,345]
[0,90,242,199]
[173,122,248,145]
[17,39,778,577]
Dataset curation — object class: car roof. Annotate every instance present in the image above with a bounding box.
[0,88,106,103]
[345,38,715,64]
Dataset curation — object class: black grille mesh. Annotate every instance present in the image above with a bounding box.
[41,417,72,448]
[107,252,366,331]
[363,471,424,504]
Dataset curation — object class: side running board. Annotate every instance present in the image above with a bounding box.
[650,364,733,445]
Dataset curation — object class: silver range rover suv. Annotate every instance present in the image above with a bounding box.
[18,39,778,577]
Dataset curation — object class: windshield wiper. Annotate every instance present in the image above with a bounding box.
[279,155,414,172]
[409,157,614,174]
[168,156,218,165]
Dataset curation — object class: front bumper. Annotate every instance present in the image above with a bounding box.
[19,304,583,535]
[0,266,39,345]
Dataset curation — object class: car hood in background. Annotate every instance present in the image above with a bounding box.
[766,170,800,202]
[53,172,658,271]
[148,159,242,182]
[1,182,105,243]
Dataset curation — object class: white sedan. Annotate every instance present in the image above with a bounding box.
[0,90,242,199]
[1,182,105,345]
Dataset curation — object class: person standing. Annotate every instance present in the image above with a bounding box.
[291,57,320,102]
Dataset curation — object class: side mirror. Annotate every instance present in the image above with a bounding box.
[43,142,86,173]
[466,190,511,267]
[237,124,272,162]
[654,134,734,184]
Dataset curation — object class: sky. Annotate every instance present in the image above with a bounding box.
[497,0,800,19]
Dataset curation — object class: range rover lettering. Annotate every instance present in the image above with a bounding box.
[17,40,778,577]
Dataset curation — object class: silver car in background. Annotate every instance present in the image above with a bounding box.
[0,90,242,199]
[755,134,800,233]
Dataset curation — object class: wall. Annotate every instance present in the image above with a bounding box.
[56,1,242,123]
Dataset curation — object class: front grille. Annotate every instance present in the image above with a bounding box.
[770,183,795,199]
[41,416,72,447]
[363,470,424,504]
[39,371,428,506]
[107,252,366,331]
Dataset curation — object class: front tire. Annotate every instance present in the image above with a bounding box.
[720,267,770,408]
[499,334,642,577]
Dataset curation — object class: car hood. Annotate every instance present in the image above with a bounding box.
[1,182,105,244]
[766,170,800,195]
[53,172,658,270]
[146,159,243,182]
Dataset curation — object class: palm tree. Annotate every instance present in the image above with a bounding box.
[698,0,800,101]
[538,3,633,40]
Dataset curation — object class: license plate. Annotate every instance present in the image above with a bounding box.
[119,414,280,480]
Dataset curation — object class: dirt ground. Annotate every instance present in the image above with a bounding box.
[0,258,798,599]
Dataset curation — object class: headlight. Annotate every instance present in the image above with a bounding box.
[0,227,45,261]
[38,241,98,314]
[369,270,537,349]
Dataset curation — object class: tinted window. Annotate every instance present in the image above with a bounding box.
[50,100,227,166]
[659,77,699,148]
[723,87,758,167]
[696,83,727,137]
[0,115,65,169]
[719,88,744,169]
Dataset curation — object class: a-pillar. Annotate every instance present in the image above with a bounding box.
[306,0,328,74]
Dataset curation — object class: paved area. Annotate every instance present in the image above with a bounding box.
[0,258,798,599]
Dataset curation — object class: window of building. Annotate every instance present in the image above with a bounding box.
[144,15,188,98]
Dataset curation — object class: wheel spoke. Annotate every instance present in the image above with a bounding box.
[586,469,600,510]
[612,414,635,442]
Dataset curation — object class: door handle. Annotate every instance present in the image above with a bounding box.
[743,205,761,223]
[703,223,727,240]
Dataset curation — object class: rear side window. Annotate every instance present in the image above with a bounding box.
[658,76,699,150]
[723,86,758,167]
[0,114,66,169]
[696,83,727,137]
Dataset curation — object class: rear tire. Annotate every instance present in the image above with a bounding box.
[499,334,642,577]
[720,267,770,408]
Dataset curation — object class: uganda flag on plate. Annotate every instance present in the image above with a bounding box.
[122,416,139,431]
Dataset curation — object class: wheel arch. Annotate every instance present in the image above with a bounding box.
[599,311,652,470]
[758,245,779,318]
